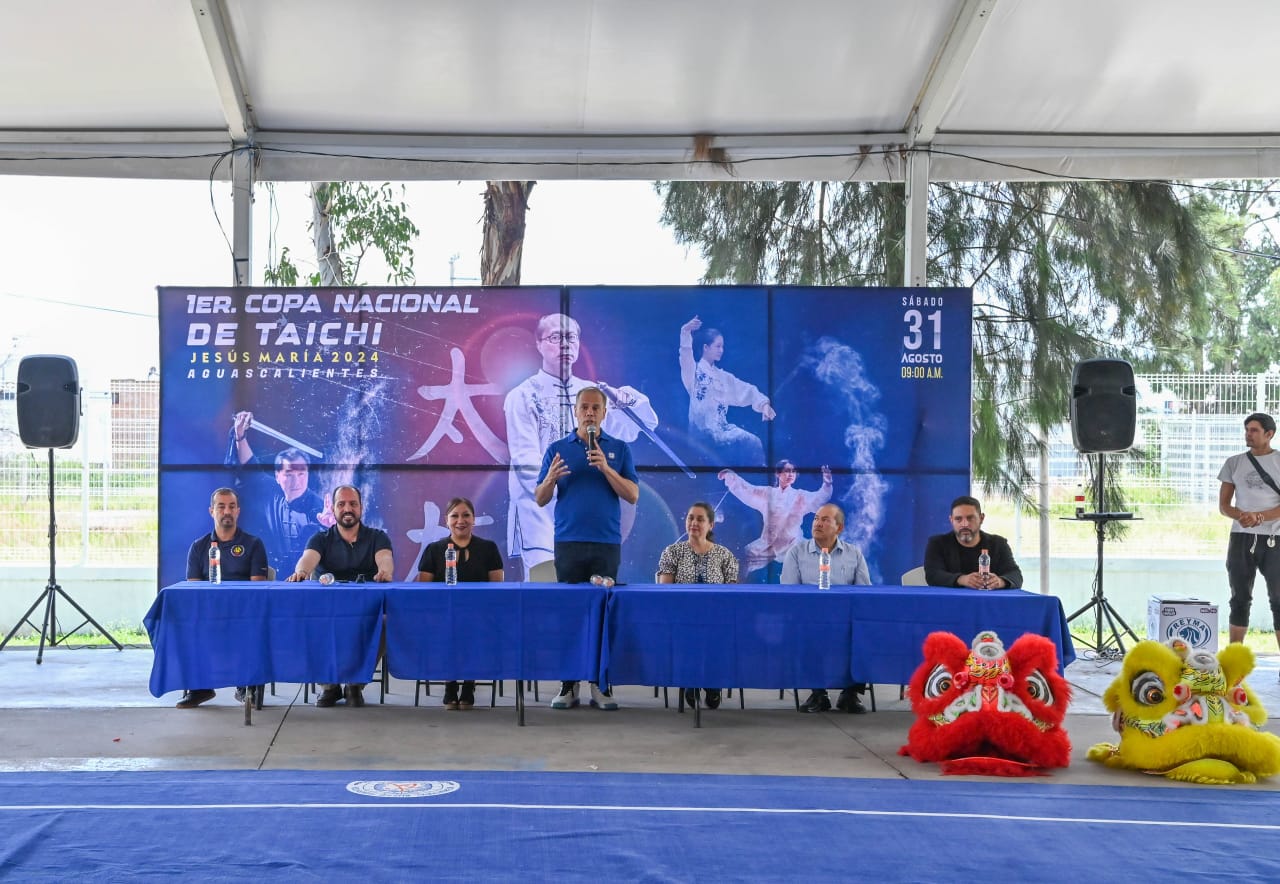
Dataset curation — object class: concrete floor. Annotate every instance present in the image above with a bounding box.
[2,646,1278,789]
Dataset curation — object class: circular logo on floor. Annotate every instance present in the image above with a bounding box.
[346,780,460,798]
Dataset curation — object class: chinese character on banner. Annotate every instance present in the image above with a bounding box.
[407,347,508,463]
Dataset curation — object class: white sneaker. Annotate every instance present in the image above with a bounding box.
[550,681,579,709]
[589,683,619,711]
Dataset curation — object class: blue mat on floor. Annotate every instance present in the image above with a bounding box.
[1,770,1279,882]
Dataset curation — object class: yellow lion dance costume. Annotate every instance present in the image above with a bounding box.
[1087,639,1280,784]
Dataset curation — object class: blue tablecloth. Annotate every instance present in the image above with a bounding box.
[143,582,385,696]
[603,584,858,689]
[383,583,606,682]
[846,585,1075,685]
[145,581,1074,698]
[602,584,1074,690]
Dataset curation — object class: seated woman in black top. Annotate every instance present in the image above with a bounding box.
[414,497,505,709]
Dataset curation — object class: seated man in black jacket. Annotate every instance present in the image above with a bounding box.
[924,495,1023,590]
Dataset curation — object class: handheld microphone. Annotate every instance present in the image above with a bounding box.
[586,423,598,449]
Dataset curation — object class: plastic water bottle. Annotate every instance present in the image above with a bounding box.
[978,548,991,589]
[208,542,221,584]
[444,543,458,585]
[817,548,831,590]
[1074,484,1086,518]
[318,572,335,585]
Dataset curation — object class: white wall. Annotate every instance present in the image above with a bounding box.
[0,566,157,637]
[1023,556,1265,633]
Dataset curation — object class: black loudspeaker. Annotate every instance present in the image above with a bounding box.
[1070,358,1136,453]
[16,355,81,449]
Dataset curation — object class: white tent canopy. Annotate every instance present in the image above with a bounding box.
[4,0,1280,184]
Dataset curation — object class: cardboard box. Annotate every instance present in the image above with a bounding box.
[1147,596,1219,651]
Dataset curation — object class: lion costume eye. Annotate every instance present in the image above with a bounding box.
[1024,670,1054,705]
[1130,671,1165,706]
[923,665,953,699]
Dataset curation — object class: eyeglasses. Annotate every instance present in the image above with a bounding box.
[540,333,580,345]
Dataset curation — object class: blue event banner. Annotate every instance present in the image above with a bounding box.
[158,285,971,588]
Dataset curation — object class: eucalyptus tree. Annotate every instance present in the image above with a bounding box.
[656,179,1220,496]
[263,180,537,288]
[481,182,536,285]
[263,182,419,287]
[1176,180,1280,374]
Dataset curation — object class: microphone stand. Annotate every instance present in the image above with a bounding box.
[0,448,123,661]
[1065,450,1140,657]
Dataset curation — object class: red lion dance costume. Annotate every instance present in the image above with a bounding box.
[898,630,1072,776]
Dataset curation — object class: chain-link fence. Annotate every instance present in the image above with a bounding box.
[1001,372,1280,559]
[2,373,1279,566]
[0,379,157,566]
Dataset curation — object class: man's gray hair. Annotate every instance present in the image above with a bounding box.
[209,487,239,507]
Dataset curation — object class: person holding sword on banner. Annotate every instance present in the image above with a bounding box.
[225,410,332,579]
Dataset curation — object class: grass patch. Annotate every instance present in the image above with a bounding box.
[985,494,1226,558]
[1,624,150,648]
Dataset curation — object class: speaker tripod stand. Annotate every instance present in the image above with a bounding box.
[0,448,123,662]
[1066,451,1140,657]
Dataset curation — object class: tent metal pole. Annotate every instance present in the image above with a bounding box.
[903,150,929,287]
[231,147,254,286]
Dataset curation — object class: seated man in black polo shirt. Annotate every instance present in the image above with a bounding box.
[924,495,1024,590]
[178,487,269,708]
[286,484,394,708]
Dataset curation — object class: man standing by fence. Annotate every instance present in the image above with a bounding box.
[1218,412,1280,662]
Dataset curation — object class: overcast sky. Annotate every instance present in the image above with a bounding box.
[0,177,706,389]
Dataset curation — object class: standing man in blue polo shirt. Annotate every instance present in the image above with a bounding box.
[535,386,639,711]
[178,487,269,708]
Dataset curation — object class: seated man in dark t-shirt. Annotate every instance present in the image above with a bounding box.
[178,487,269,709]
[924,495,1024,590]
[286,484,394,708]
